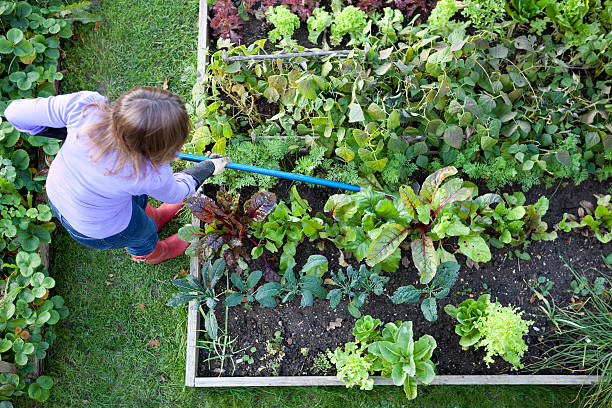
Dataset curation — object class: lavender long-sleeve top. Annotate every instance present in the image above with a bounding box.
[4,91,199,239]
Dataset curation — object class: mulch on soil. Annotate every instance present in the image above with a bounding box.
[196,176,611,377]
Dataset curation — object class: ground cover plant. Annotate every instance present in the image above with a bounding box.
[0,1,96,404]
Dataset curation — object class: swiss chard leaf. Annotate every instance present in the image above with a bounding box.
[365,223,409,267]
[410,236,437,284]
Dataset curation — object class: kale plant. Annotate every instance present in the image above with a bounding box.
[225,269,282,308]
[280,257,328,306]
[266,5,300,43]
[327,264,389,318]
[167,258,226,339]
[180,186,276,267]
[391,262,460,321]
[211,0,244,43]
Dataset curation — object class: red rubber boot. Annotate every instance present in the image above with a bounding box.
[145,201,184,232]
[131,234,189,265]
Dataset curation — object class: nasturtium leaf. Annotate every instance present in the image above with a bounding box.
[489,45,508,58]
[348,102,364,123]
[387,109,400,129]
[367,103,385,121]
[410,236,437,284]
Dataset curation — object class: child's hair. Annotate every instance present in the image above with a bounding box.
[84,86,190,179]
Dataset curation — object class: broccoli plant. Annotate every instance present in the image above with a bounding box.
[306,7,332,43]
[330,6,368,46]
[210,0,244,43]
[558,194,611,243]
[266,5,300,43]
[180,186,276,267]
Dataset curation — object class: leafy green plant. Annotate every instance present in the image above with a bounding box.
[326,264,389,318]
[251,186,323,270]
[488,193,557,247]
[461,0,507,28]
[167,258,226,339]
[527,274,552,296]
[365,166,479,281]
[280,259,328,306]
[506,0,544,22]
[428,0,458,26]
[312,351,332,374]
[558,194,611,243]
[328,341,373,390]
[375,7,403,45]
[444,294,491,347]
[391,262,460,321]
[353,315,381,343]
[306,7,331,43]
[224,270,282,308]
[330,6,368,46]
[368,321,437,400]
[446,294,533,369]
[180,186,276,267]
[266,5,300,43]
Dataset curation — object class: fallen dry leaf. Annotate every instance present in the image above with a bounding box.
[154,41,164,45]
[338,251,349,268]
[158,374,167,382]
[287,337,293,345]
[173,269,188,280]
[105,281,113,286]
[108,274,114,278]
[162,77,168,90]
[401,256,410,268]
[326,317,343,331]
[94,21,101,32]
[138,303,145,312]
[148,339,160,349]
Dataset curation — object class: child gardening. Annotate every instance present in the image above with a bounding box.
[4,87,231,264]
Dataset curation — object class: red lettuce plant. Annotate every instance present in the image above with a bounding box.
[394,0,437,17]
[211,0,244,43]
[281,0,320,21]
[183,186,276,267]
[347,0,381,14]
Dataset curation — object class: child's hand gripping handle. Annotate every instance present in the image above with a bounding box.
[182,153,231,187]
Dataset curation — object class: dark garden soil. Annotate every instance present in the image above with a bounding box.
[196,176,611,377]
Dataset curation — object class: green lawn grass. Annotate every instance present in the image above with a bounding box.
[14,0,584,406]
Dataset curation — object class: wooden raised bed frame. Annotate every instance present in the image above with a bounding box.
[185,0,598,388]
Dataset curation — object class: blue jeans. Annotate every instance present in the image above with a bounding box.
[48,195,158,256]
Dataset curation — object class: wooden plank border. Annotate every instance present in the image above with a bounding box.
[187,0,599,388]
[193,375,598,387]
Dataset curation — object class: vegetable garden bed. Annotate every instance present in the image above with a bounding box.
[182,0,610,396]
